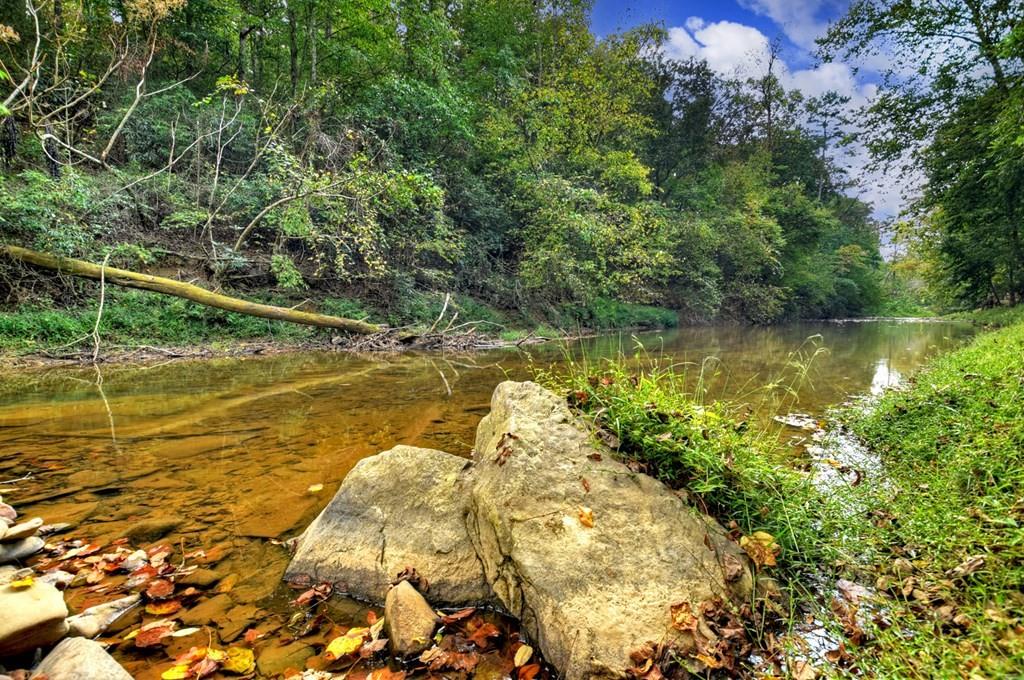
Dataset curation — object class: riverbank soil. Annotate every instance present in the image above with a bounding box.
[828,318,1024,676]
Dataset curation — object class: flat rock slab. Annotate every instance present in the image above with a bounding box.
[285,445,490,605]
[30,637,133,680]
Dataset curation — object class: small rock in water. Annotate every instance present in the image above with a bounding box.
[178,567,221,587]
[66,593,141,638]
[1,517,43,543]
[36,523,72,537]
[0,502,16,523]
[0,536,45,564]
[384,580,439,657]
[125,517,182,544]
[0,578,69,656]
[29,637,133,680]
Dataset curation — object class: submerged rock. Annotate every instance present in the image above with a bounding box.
[0,578,69,656]
[30,637,132,680]
[285,445,490,604]
[0,537,45,565]
[66,594,141,638]
[384,580,439,657]
[124,517,182,544]
[285,381,754,680]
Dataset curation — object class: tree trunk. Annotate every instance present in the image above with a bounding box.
[1,245,381,335]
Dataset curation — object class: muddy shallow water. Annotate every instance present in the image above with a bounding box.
[0,320,974,676]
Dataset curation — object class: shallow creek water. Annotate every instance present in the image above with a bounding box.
[0,320,974,676]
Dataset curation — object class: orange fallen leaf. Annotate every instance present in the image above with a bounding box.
[578,506,594,528]
[145,599,183,615]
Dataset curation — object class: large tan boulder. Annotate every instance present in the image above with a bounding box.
[466,381,753,679]
[285,445,491,605]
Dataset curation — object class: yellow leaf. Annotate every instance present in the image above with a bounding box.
[325,628,369,660]
[307,483,324,493]
[740,531,780,568]
[514,644,533,667]
[8,576,34,589]
[161,664,191,680]
[205,648,228,663]
[223,647,255,674]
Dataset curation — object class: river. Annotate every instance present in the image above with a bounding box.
[0,319,974,677]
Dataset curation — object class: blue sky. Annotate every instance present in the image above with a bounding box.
[590,1,904,217]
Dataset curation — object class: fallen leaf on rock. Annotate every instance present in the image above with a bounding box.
[190,656,219,678]
[578,506,594,528]
[215,573,239,593]
[514,644,534,667]
[243,628,263,644]
[324,627,369,660]
[669,601,698,631]
[223,647,255,674]
[8,576,34,588]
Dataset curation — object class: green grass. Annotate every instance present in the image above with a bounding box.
[830,318,1024,678]
[944,304,1024,329]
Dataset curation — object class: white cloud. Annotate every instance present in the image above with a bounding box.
[662,17,903,218]
[666,20,771,81]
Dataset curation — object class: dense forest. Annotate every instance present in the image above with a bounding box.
[0,0,888,333]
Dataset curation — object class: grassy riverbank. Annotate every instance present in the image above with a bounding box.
[832,317,1024,677]
[540,314,1023,677]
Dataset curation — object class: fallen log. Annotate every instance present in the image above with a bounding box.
[1,245,381,335]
